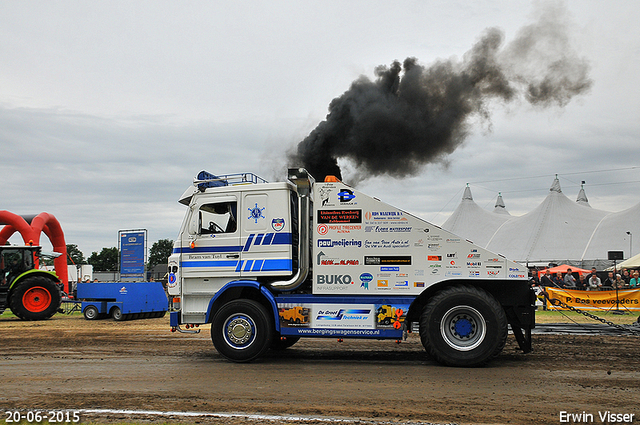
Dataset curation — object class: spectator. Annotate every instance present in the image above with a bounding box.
[564,268,577,288]
[552,272,564,287]
[603,271,616,289]
[587,273,602,291]
[540,270,554,287]
[577,274,587,290]
[612,274,626,289]
[629,271,640,288]
[622,269,631,285]
[529,270,540,286]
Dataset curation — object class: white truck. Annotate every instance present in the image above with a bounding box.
[168,169,534,366]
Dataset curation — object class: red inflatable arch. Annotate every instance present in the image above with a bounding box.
[0,211,69,293]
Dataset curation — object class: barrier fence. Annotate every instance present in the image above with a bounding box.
[544,287,640,312]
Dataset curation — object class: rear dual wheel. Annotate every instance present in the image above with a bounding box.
[420,285,507,367]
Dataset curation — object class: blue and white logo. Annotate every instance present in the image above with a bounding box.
[248,203,266,223]
[359,273,373,290]
[338,189,355,203]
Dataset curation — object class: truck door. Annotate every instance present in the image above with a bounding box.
[182,195,241,279]
[240,191,294,277]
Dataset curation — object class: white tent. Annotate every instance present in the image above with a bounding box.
[440,176,638,266]
[582,202,640,260]
[441,185,510,247]
[485,177,609,263]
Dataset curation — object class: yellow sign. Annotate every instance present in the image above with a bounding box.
[544,287,640,311]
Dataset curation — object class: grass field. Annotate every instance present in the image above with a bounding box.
[534,308,640,325]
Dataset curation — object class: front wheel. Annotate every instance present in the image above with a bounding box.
[9,276,62,321]
[419,285,507,367]
[211,299,273,362]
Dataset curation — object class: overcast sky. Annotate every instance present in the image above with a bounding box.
[1,0,639,259]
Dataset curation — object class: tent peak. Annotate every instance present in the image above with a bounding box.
[576,182,590,207]
[462,185,473,201]
[550,175,562,193]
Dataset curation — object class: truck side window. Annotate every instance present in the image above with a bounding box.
[199,201,237,234]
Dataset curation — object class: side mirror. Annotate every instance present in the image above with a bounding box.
[188,211,199,235]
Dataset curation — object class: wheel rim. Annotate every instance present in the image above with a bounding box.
[440,305,486,351]
[85,308,97,319]
[22,286,52,313]
[223,314,256,349]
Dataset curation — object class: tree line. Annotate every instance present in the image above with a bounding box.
[64,239,174,272]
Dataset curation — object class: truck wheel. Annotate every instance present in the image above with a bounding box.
[83,305,99,320]
[419,285,507,367]
[211,299,273,362]
[9,276,62,321]
[112,306,124,321]
[270,335,300,350]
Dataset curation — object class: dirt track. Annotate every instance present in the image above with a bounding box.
[1,314,639,425]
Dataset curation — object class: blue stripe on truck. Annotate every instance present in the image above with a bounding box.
[183,258,292,272]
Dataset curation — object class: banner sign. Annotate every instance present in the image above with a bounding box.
[120,230,146,278]
[545,287,640,311]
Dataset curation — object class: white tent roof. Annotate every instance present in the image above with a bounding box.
[582,201,640,260]
[484,177,608,263]
[440,176,638,265]
[441,186,510,246]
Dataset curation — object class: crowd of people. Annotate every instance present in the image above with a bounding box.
[533,267,640,291]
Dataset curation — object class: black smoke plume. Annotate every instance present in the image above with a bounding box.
[288,4,592,183]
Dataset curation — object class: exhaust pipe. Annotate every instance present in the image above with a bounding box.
[269,168,313,291]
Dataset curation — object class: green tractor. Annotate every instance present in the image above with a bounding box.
[0,246,62,320]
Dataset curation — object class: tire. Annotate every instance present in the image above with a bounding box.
[419,285,507,367]
[9,276,62,321]
[83,305,100,320]
[270,335,300,350]
[112,306,124,321]
[211,299,273,362]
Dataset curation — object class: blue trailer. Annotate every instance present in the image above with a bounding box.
[77,281,168,321]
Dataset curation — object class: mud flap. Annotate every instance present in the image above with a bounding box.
[510,324,532,353]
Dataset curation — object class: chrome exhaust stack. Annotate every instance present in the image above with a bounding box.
[268,168,313,292]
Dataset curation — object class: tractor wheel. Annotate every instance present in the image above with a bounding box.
[270,335,300,350]
[211,299,273,362]
[112,306,124,321]
[83,305,100,320]
[419,285,507,367]
[9,276,61,321]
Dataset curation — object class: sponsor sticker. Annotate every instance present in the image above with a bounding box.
[318,210,361,224]
[272,218,285,231]
[365,256,411,265]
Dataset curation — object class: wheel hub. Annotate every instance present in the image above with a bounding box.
[440,305,486,351]
[226,316,254,346]
[22,286,52,313]
[451,315,475,338]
